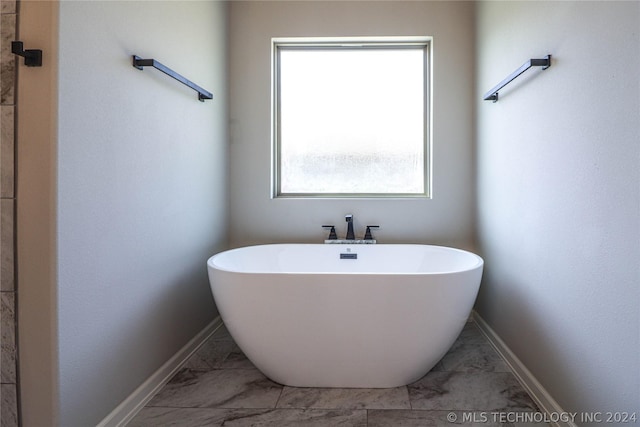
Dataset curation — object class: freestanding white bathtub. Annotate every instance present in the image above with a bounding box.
[207,244,483,388]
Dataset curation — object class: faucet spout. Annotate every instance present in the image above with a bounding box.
[345,215,355,240]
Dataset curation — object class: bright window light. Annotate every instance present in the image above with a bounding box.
[273,38,430,198]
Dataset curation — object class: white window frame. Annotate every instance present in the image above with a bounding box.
[271,36,432,199]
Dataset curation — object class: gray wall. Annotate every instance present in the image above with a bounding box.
[17,1,59,423]
[475,0,639,419]
[18,1,228,425]
[228,1,476,249]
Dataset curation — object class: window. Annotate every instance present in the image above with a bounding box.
[272,37,431,198]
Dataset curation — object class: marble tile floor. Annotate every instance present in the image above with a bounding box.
[129,322,546,426]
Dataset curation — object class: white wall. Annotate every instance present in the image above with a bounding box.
[475,1,639,419]
[18,1,228,425]
[228,1,476,248]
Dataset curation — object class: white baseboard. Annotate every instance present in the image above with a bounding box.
[472,311,576,427]
[97,316,224,427]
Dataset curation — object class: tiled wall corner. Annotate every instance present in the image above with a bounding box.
[0,384,18,426]
[1,291,15,383]
[0,198,13,292]
[1,106,14,198]
[1,0,18,426]
[1,10,16,105]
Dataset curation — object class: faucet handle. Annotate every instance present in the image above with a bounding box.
[322,225,338,240]
[364,225,379,240]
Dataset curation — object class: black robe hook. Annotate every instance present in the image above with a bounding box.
[11,41,42,67]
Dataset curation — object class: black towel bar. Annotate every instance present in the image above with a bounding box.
[483,55,551,102]
[132,55,213,102]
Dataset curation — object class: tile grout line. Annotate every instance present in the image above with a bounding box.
[272,384,285,409]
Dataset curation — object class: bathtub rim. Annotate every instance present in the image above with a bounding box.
[207,243,484,276]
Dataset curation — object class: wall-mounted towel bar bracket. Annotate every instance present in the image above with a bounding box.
[132,55,213,102]
[11,41,42,67]
[484,54,551,102]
